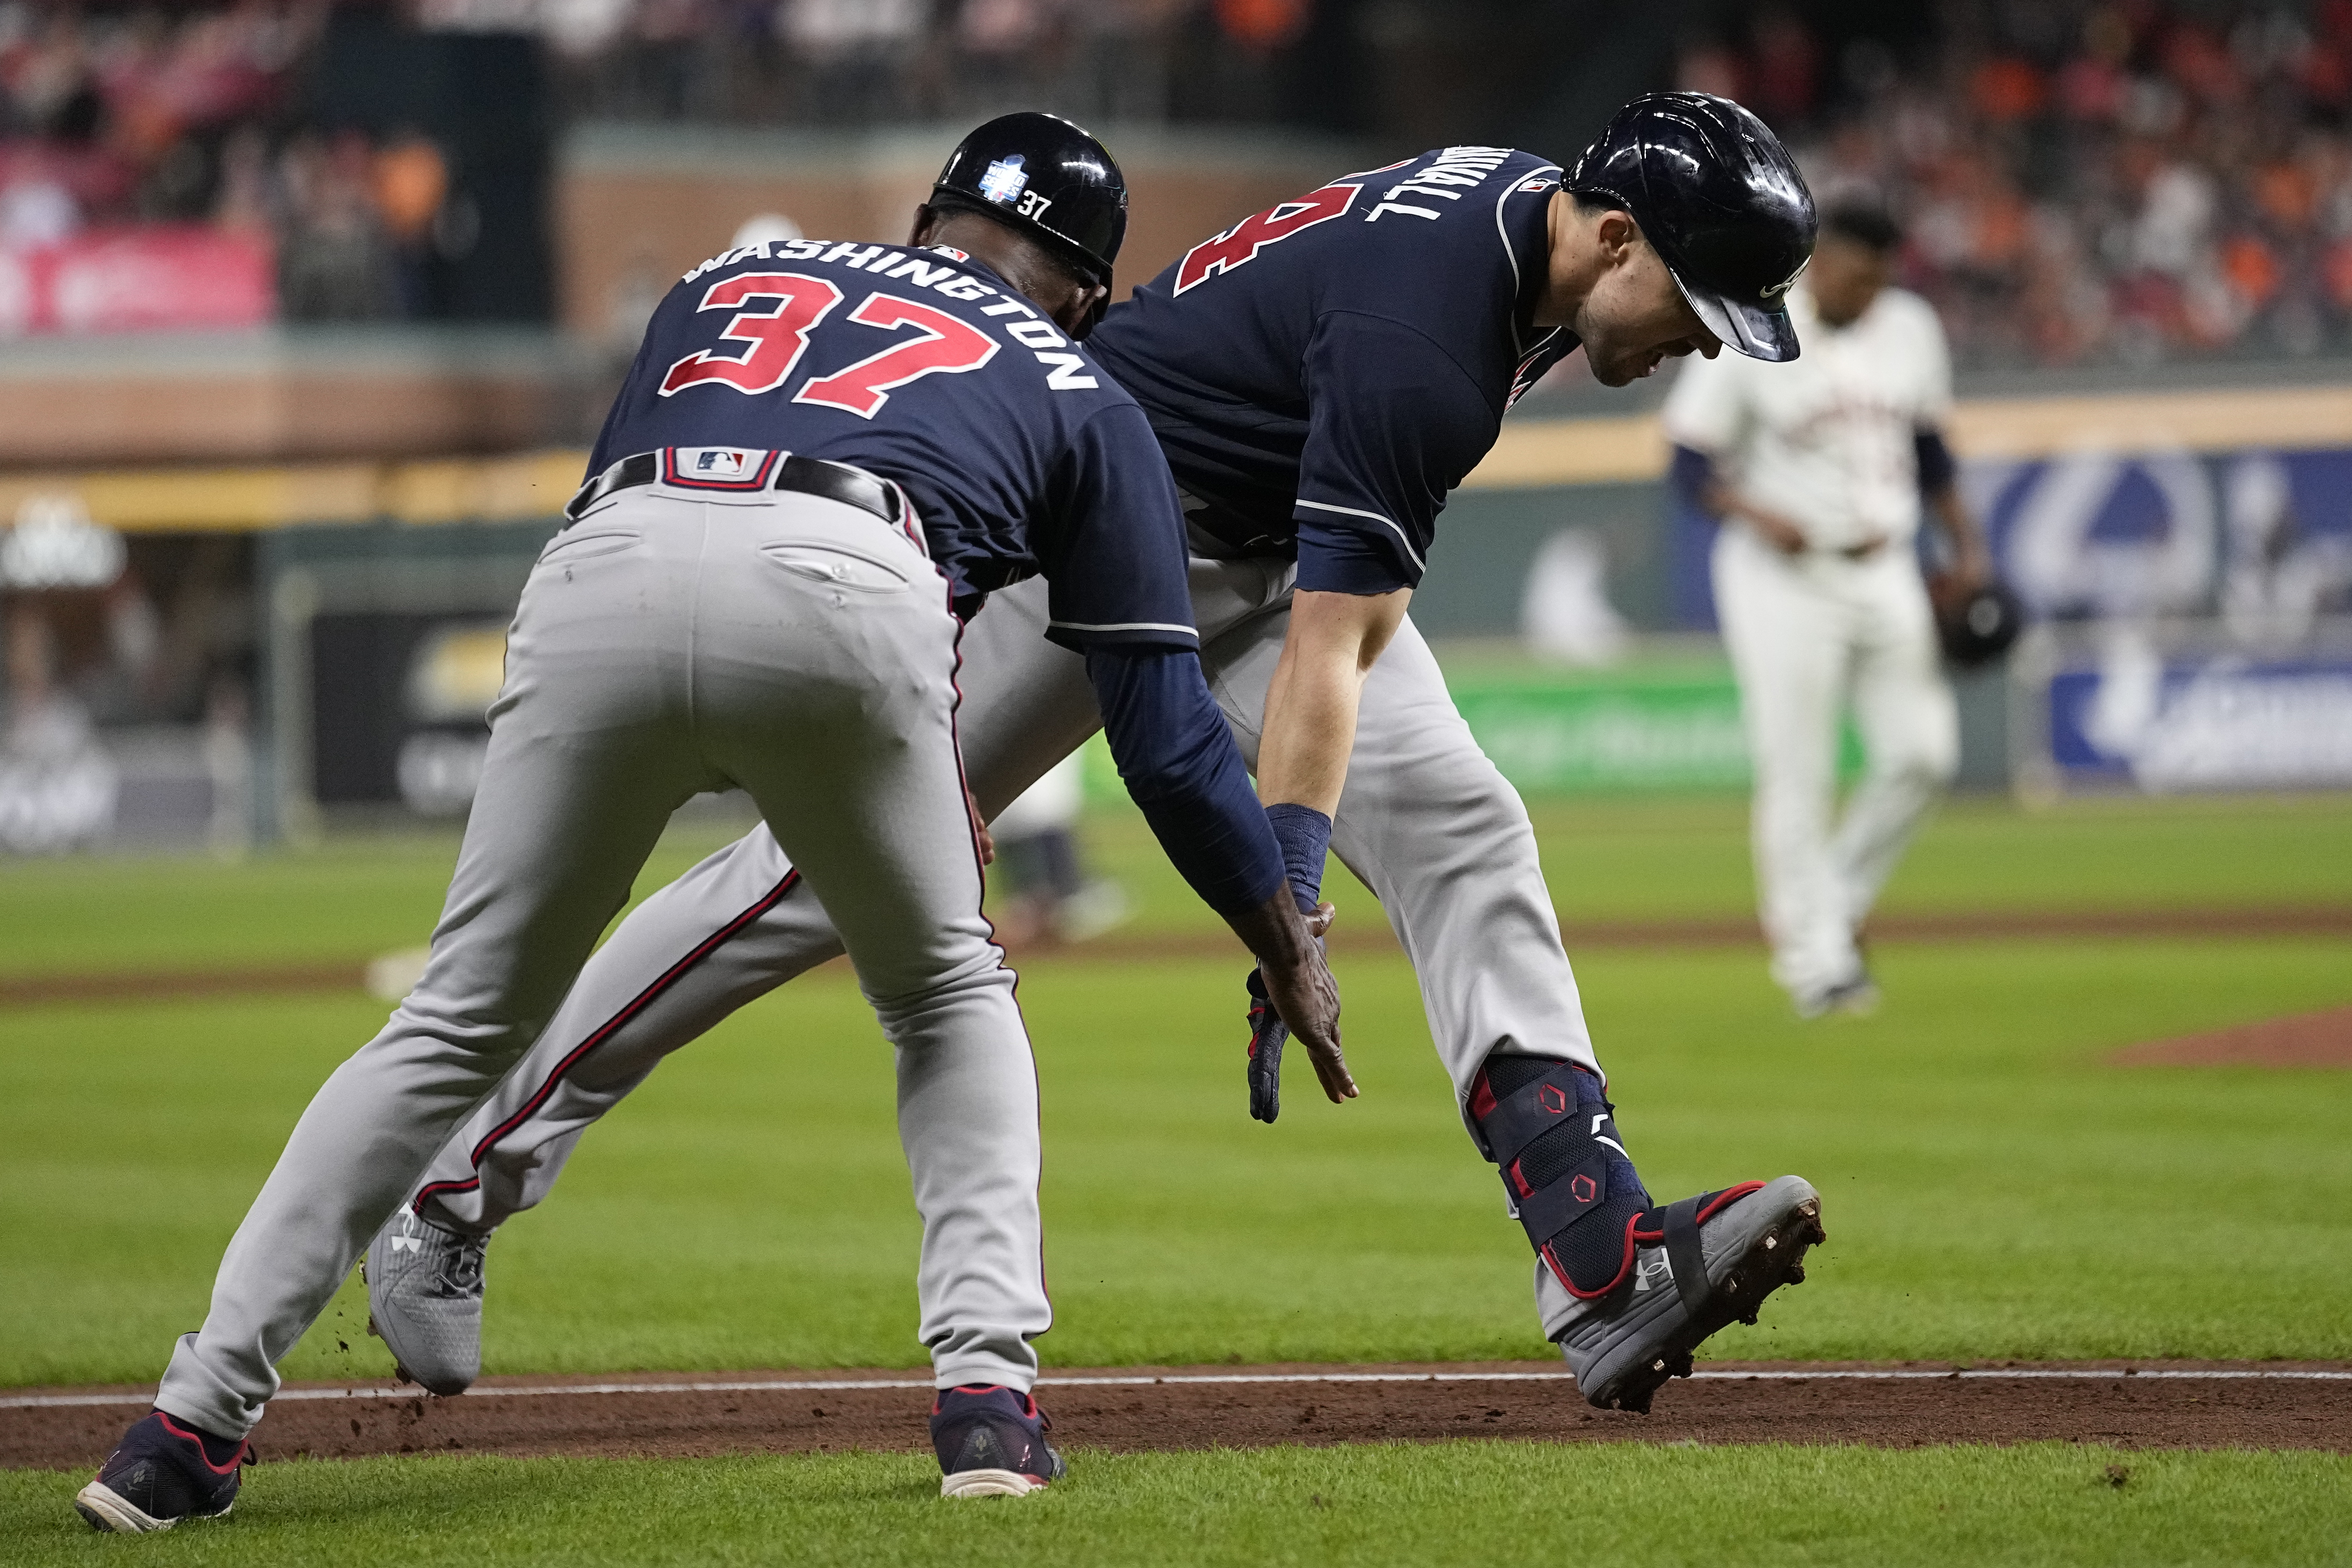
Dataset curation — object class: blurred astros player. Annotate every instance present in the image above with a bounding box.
[1664,197,1993,1018]
[365,94,1828,1426]
[73,113,1347,1529]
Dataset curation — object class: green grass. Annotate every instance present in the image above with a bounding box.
[3,794,2345,976]
[4,796,2349,1564]
[6,1444,2350,1567]
[4,933,2348,1387]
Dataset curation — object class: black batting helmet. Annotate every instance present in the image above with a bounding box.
[1566,92,1817,362]
[1934,577,2026,668]
[930,112,1128,291]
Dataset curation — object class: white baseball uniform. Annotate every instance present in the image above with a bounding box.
[1661,285,1960,1004]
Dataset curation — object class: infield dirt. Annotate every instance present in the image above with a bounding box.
[9,1363,2348,1470]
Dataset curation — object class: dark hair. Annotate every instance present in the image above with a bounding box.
[1821,199,1902,253]
[925,190,1108,289]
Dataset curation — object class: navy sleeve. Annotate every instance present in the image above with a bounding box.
[1035,403,1201,653]
[1293,311,1500,596]
[1669,444,1719,515]
[1085,646,1286,917]
[1914,426,1957,497]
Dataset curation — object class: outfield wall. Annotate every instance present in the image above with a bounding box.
[3,370,2350,849]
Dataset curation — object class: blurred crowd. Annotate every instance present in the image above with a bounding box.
[504,0,1304,127]
[1697,2,2352,366]
[0,0,472,321]
[4,0,2352,363]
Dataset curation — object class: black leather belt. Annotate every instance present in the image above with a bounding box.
[565,449,907,530]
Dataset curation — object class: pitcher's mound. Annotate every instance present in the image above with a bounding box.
[2112,1004,2352,1068]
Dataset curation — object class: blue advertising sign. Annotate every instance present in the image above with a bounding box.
[2046,653,2352,791]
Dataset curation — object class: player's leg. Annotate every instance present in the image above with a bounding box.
[1712,528,1858,1008]
[688,497,1048,1412]
[1828,559,1958,934]
[144,511,710,1446]
[1200,587,1823,1410]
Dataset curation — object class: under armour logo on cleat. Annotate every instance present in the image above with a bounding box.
[391,1237,420,1254]
[1633,1254,1674,1294]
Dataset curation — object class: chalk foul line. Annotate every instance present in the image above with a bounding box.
[7,1367,2349,1411]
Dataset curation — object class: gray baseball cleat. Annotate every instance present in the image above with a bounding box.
[1795,971,1880,1019]
[1555,1175,1824,1413]
[363,1207,487,1396]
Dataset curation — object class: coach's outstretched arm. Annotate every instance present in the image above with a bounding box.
[1087,645,1353,1103]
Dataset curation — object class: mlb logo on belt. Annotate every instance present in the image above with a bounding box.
[661,447,780,491]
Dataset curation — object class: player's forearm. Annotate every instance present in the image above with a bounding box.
[1257,587,1411,815]
[1929,484,1990,576]
[1084,646,1286,917]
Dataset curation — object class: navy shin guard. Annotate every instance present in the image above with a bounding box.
[1470,1057,1653,1300]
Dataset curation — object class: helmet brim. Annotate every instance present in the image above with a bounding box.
[1670,267,1802,362]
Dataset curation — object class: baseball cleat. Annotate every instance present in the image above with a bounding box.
[1556,1174,1825,1414]
[930,1384,1066,1498]
[74,1411,251,1533]
[364,1207,487,1396]
[1795,972,1880,1019]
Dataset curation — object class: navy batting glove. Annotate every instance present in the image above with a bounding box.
[1245,967,1288,1123]
[1245,804,1333,1126]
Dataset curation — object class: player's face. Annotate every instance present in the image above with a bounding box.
[1577,240,1720,387]
[1806,234,1891,327]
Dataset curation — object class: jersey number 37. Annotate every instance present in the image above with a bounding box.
[659,273,999,418]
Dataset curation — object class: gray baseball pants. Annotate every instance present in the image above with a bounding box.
[157,478,1047,1438]
[401,535,1609,1343]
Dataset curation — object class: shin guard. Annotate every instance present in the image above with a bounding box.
[1470,1056,1653,1300]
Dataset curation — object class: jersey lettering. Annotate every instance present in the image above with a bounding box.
[793,292,1001,419]
[659,272,843,397]
[1036,352,1097,390]
[1172,181,1362,295]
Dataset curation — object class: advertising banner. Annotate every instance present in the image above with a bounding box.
[309,614,506,815]
[0,227,275,336]
[2042,648,2352,793]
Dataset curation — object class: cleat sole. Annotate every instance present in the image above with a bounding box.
[940,1468,1046,1499]
[74,1480,227,1534]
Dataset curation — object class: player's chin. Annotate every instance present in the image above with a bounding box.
[1587,351,1660,387]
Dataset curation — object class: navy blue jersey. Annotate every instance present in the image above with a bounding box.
[591,237,1196,651]
[1087,146,1579,596]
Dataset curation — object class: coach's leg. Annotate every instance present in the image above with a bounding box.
[1713,529,1856,1002]
[1828,561,1958,933]
[410,575,1099,1236]
[695,502,1048,1390]
[155,518,707,1438]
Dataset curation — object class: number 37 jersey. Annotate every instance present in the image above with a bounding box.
[589,237,1198,652]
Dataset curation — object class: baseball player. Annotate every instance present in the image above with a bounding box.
[1663,197,1992,1017]
[365,94,1826,1423]
[74,114,1348,1530]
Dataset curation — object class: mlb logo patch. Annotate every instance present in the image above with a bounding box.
[662,446,778,490]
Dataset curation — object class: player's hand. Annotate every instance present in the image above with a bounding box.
[1225,893,1352,1115]
[1749,511,1809,555]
